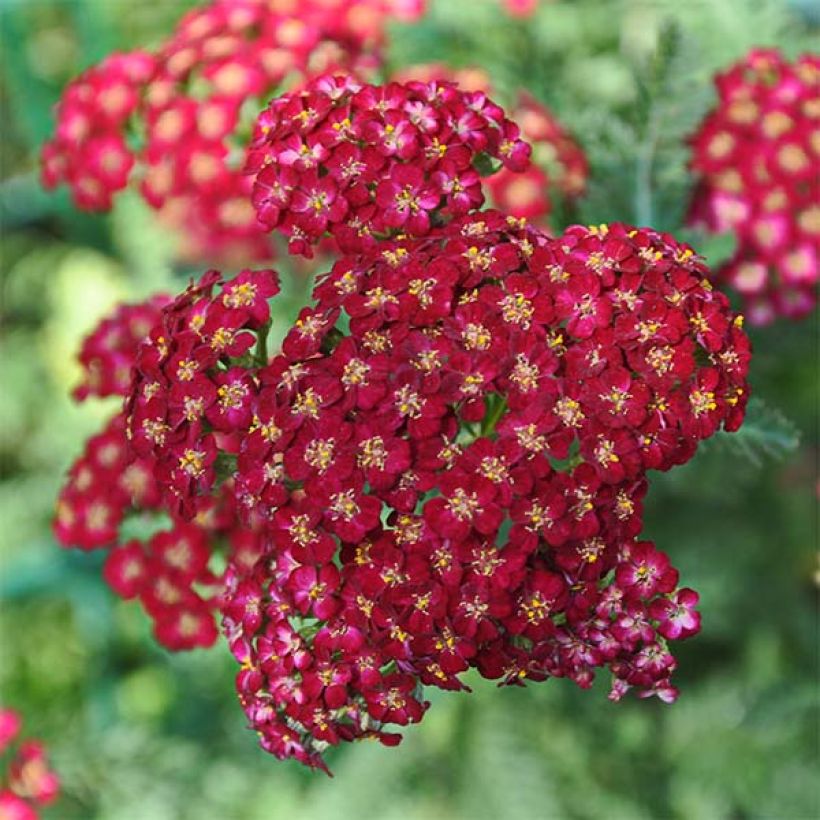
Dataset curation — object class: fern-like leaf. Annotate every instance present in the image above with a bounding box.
[707,397,801,467]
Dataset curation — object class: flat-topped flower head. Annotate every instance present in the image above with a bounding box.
[246,76,532,255]
[57,209,751,772]
[213,213,747,770]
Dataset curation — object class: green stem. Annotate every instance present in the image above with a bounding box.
[481,394,508,437]
[319,327,344,355]
[255,320,271,366]
[635,114,659,227]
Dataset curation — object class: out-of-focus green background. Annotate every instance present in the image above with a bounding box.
[1,1,817,817]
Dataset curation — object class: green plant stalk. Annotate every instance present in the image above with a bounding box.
[255,320,272,366]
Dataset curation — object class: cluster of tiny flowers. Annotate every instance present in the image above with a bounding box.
[53,411,255,650]
[126,268,281,518]
[487,92,588,225]
[40,49,153,211]
[687,49,820,324]
[73,296,168,401]
[55,413,162,550]
[41,0,418,263]
[123,209,748,770]
[0,709,59,820]
[387,66,589,228]
[246,75,532,256]
[101,498,260,651]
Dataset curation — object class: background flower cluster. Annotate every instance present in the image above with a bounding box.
[687,48,819,324]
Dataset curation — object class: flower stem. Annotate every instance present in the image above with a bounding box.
[481,394,508,437]
[255,320,271,366]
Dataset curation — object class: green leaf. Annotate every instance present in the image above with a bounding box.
[472,152,501,178]
[706,396,800,467]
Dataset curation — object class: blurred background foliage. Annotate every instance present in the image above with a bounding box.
[0,0,818,818]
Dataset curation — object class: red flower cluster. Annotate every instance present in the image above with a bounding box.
[53,411,255,650]
[0,708,59,820]
[104,517,231,651]
[126,268,280,518]
[41,49,154,211]
[54,413,161,550]
[73,295,168,401]
[41,0,416,263]
[687,49,820,324]
[246,75,532,255]
[122,211,748,769]
[390,62,587,228]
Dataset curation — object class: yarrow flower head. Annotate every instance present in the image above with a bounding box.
[246,75,532,255]
[687,49,820,324]
[121,212,751,770]
[0,707,59,819]
[40,0,418,263]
